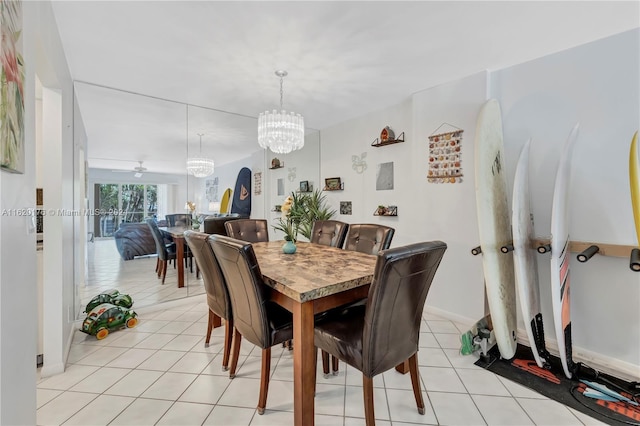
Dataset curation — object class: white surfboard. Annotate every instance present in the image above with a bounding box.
[512,138,548,368]
[550,123,580,379]
[474,99,517,360]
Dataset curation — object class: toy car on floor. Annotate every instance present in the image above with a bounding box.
[84,289,133,313]
[81,303,138,339]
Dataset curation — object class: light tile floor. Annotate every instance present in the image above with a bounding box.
[42,238,604,425]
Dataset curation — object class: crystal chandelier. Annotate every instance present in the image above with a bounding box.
[258,70,305,154]
[186,133,215,178]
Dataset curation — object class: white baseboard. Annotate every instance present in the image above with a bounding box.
[425,305,640,382]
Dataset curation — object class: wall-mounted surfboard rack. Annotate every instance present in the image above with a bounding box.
[533,238,640,272]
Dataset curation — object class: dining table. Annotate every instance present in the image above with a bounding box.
[251,240,378,426]
[158,225,189,288]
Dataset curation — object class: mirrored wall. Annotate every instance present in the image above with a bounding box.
[73,81,274,316]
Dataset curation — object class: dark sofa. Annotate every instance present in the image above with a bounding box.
[114,222,157,260]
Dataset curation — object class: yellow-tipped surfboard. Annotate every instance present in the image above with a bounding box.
[220,188,232,214]
[630,131,639,246]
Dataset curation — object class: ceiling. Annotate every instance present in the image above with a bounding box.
[51,1,639,175]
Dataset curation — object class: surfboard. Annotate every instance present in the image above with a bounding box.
[220,188,232,214]
[231,167,251,216]
[550,123,580,379]
[630,131,639,245]
[512,138,548,368]
[474,99,517,360]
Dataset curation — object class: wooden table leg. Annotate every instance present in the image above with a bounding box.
[292,301,315,426]
[175,236,185,288]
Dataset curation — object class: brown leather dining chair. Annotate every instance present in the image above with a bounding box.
[146,219,177,284]
[310,220,349,248]
[343,223,395,254]
[322,223,395,375]
[165,213,192,227]
[224,219,269,243]
[209,234,293,415]
[314,241,447,426]
[183,231,234,371]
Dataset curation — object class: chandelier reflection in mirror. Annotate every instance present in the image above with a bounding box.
[258,70,305,154]
[187,133,215,178]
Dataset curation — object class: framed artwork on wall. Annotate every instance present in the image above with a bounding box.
[300,180,309,192]
[325,177,341,191]
[376,162,394,190]
[277,178,284,196]
[0,1,25,174]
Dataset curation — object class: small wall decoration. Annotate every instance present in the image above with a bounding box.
[325,177,342,191]
[277,178,284,196]
[428,123,464,184]
[0,1,24,174]
[340,201,352,215]
[376,162,394,190]
[254,172,262,195]
[352,152,367,174]
[206,177,219,202]
[271,158,282,168]
[288,167,296,182]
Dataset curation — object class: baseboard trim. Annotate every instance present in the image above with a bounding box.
[425,305,639,382]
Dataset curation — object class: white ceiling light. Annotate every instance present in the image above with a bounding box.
[186,133,214,178]
[258,70,305,154]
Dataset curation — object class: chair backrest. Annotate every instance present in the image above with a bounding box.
[146,218,169,261]
[344,224,395,254]
[203,213,242,235]
[209,235,271,348]
[362,241,447,377]
[166,214,191,227]
[224,219,269,243]
[184,231,231,320]
[310,220,349,248]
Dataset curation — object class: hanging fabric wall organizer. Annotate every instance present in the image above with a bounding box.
[427,123,464,184]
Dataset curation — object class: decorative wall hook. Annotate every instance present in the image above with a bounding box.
[577,245,599,263]
[352,152,367,174]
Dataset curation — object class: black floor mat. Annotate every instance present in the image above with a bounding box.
[474,344,640,425]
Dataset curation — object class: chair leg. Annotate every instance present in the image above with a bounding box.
[161,260,168,284]
[222,318,233,371]
[195,261,200,279]
[205,310,215,348]
[257,347,271,415]
[155,258,159,273]
[157,259,163,278]
[408,353,425,415]
[321,350,330,376]
[228,328,242,378]
[363,375,375,426]
[332,355,339,374]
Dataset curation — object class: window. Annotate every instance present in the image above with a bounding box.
[95,183,159,237]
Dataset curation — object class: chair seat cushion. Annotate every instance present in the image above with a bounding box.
[314,304,366,371]
[266,302,293,346]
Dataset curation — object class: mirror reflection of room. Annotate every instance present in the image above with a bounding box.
[79,81,267,314]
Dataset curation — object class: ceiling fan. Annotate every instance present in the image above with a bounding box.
[112,161,147,178]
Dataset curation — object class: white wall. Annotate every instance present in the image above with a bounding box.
[316,30,639,378]
[320,72,488,323]
[0,2,37,422]
[492,28,640,373]
[0,1,81,422]
[32,1,79,384]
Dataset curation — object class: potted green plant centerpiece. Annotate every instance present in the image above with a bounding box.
[273,190,337,252]
[273,195,299,253]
